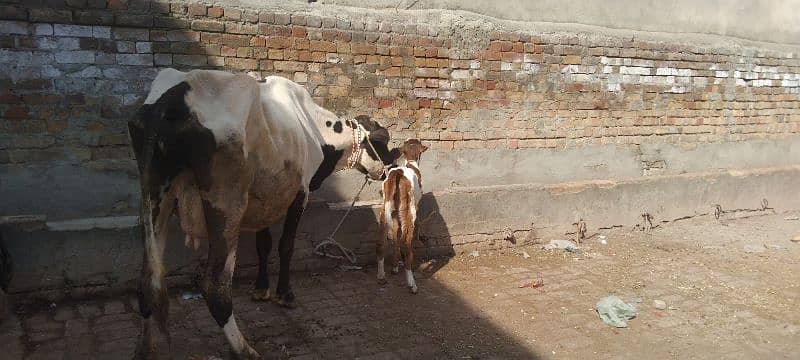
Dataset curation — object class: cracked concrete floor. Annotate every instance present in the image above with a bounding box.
[2,212,799,359]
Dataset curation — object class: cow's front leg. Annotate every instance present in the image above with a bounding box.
[251,228,272,301]
[275,190,306,308]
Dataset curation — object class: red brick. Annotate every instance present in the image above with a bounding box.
[4,105,28,119]
[107,0,127,10]
[225,57,258,70]
[0,94,22,104]
[207,7,223,18]
[384,67,402,77]
[298,50,312,62]
[291,26,306,38]
[351,43,376,55]
[247,36,265,47]
[309,40,336,52]
[187,4,207,16]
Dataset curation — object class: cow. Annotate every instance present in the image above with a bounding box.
[377,139,428,294]
[128,68,394,359]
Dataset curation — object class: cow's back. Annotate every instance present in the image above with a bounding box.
[138,69,327,232]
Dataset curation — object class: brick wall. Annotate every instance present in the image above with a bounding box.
[1,0,800,218]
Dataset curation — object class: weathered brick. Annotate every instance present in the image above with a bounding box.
[242,11,259,23]
[153,53,171,66]
[223,8,241,20]
[92,26,111,39]
[167,30,200,42]
[225,57,257,70]
[207,7,224,18]
[107,0,128,10]
[135,42,151,53]
[187,4,207,16]
[32,23,53,36]
[169,3,186,14]
[0,5,27,21]
[173,54,206,66]
[191,20,224,32]
[29,9,72,23]
[74,10,114,25]
[115,14,153,27]
[226,22,258,35]
[112,27,149,41]
[275,13,290,25]
[116,41,134,53]
[153,16,190,29]
[55,50,95,64]
[116,53,152,66]
[53,24,93,38]
[0,20,27,35]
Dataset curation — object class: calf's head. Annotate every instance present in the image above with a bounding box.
[392,138,429,163]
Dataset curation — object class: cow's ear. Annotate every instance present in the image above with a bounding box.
[389,147,402,162]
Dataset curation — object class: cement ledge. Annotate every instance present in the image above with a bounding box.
[2,165,799,299]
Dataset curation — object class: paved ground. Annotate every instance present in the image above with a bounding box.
[2,212,800,359]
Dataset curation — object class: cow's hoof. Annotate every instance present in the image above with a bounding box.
[134,341,156,360]
[0,290,7,321]
[274,290,296,309]
[377,277,387,285]
[409,285,418,294]
[250,288,270,302]
[237,345,261,360]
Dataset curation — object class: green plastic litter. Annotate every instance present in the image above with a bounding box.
[595,295,637,328]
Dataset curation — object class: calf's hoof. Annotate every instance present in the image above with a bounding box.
[250,288,270,302]
[274,289,296,309]
[377,276,387,285]
[409,285,418,294]
[391,266,400,275]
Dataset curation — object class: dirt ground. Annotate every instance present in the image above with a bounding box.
[1,212,799,359]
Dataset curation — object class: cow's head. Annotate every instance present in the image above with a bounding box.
[350,115,394,180]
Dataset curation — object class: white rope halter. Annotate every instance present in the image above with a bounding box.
[344,119,386,171]
[346,119,364,169]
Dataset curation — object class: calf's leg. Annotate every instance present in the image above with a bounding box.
[377,203,393,284]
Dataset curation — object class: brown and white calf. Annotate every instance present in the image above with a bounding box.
[128,68,394,359]
[377,139,428,294]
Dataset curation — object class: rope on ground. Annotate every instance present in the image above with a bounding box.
[313,178,370,264]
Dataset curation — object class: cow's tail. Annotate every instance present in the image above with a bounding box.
[128,85,194,350]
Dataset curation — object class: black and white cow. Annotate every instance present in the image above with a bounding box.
[128,68,394,358]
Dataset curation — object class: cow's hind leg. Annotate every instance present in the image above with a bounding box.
[275,191,306,308]
[201,202,259,359]
[251,228,272,301]
[136,223,170,358]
